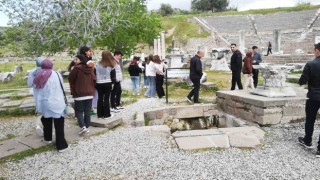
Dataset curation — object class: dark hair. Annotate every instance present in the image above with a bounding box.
[75,54,88,65]
[230,43,237,46]
[114,50,123,56]
[67,61,75,71]
[315,43,320,50]
[79,46,91,56]
[133,56,140,61]
[252,46,258,50]
[153,55,161,64]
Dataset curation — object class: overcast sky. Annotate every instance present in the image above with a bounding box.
[1,0,320,26]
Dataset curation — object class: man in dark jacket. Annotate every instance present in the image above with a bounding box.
[230,43,243,90]
[298,42,320,158]
[186,51,204,104]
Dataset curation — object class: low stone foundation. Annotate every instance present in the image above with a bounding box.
[216,90,307,125]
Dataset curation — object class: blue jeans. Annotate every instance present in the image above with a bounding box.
[145,76,156,97]
[144,73,149,86]
[131,76,140,94]
[74,99,92,128]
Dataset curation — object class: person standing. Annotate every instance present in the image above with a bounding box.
[252,46,262,88]
[33,59,68,152]
[110,51,124,112]
[230,43,243,90]
[68,54,96,135]
[145,54,157,98]
[186,51,204,104]
[266,41,272,56]
[95,51,116,119]
[154,55,168,98]
[142,57,149,89]
[128,56,142,95]
[298,43,320,158]
[242,51,254,90]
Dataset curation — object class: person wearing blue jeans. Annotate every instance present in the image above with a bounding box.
[145,76,156,97]
[74,99,92,128]
[128,57,142,95]
[298,42,320,158]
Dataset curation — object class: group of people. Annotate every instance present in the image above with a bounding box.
[128,54,168,98]
[27,46,124,152]
[230,43,262,90]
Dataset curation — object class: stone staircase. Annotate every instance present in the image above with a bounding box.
[262,54,315,64]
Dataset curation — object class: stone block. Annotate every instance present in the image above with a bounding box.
[203,109,219,117]
[219,126,265,140]
[134,111,145,127]
[168,108,177,116]
[175,106,204,118]
[149,119,164,126]
[280,116,305,124]
[255,114,282,125]
[0,139,31,159]
[228,134,261,148]
[172,129,223,138]
[175,134,230,150]
[282,107,305,116]
[137,125,171,135]
[156,110,164,119]
[91,117,123,129]
[15,132,47,149]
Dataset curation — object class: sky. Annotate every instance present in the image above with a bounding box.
[1,0,320,26]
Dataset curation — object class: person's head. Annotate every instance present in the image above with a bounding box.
[131,56,139,65]
[314,43,320,57]
[41,59,53,70]
[246,50,253,57]
[196,51,204,58]
[252,46,258,54]
[101,50,116,67]
[148,54,154,63]
[35,57,44,67]
[79,46,92,58]
[114,50,123,61]
[75,54,88,65]
[153,55,162,64]
[230,43,237,52]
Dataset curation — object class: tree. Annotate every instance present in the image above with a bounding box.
[191,0,229,12]
[0,0,161,56]
[159,3,174,16]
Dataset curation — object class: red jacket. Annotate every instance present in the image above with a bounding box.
[242,51,253,74]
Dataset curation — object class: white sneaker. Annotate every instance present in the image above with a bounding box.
[111,108,120,113]
[79,127,88,135]
[58,147,68,153]
[104,114,114,119]
[44,140,52,144]
[36,125,44,137]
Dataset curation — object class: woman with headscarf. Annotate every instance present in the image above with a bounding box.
[68,54,96,135]
[242,50,254,90]
[33,59,68,152]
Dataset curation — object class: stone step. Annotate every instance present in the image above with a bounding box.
[90,116,123,129]
[172,126,265,150]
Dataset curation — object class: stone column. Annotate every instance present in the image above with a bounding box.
[161,32,165,59]
[273,29,281,53]
[239,30,245,53]
[157,36,161,56]
[154,39,158,55]
[204,46,208,57]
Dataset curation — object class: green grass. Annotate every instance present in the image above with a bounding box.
[0,134,16,142]
[0,145,55,164]
[0,108,35,117]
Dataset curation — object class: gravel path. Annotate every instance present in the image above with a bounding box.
[1,80,320,179]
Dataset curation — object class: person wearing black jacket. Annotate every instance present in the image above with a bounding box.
[298,43,320,158]
[186,51,204,104]
[128,56,142,95]
[230,43,243,90]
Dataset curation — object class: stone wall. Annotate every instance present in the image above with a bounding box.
[216,91,307,125]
